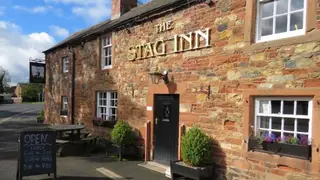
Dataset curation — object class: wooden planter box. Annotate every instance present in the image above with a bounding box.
[248,137,311,160]
[170,161,212,180]
[92,120,115,128]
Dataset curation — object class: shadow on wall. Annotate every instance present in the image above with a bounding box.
[211,139,227,180]
[74,71,147,156]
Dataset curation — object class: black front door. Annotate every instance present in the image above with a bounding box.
[154,94,179,165]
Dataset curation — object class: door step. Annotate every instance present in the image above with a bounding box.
[138,161,168,174]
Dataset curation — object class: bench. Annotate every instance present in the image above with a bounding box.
[66,132,90,139]
[82,135,98,154]
[56,139,70,157]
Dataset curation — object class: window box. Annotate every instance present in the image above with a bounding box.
[60,110,68,116]
[93,118,116,128]
[170,161,212,180]
[248,137,311,160]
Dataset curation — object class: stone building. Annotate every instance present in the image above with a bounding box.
[44,0,320,179]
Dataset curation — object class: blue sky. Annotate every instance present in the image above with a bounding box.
[0,0,150,85]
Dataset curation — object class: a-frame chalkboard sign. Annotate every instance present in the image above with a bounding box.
[17,129,57,180]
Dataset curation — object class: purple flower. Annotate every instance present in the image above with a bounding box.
[299,135,309,146]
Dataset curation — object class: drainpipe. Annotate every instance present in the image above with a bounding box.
[70,47,76,124]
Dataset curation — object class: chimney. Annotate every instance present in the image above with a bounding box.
[112,0,137,20]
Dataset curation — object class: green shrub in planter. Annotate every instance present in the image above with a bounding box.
[111,121,134,161]
[181,126,212,167]
[39,109,44,117]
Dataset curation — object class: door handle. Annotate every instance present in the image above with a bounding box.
[155,118,158,125]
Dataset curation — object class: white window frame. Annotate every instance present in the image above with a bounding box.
[254,97,312,143]
[101,35,112,70]
[256,0,307,42]
[96,92,117,121]
[62,57,69,73]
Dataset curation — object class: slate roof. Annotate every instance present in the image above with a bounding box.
[43,0,197,53]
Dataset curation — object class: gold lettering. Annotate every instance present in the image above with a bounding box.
[128,46,137,61]
[166,21,173,30]
[179,32,193,51]
[154,40,166,55]
[144,43,154,58]
[136,45,144,59]
[194,28,210,49]
[173,35,179,53]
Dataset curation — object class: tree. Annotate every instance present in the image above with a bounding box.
[0,67,10,94]
[21,83,43,102]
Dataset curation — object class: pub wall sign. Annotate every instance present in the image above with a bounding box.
[128,21,211,61]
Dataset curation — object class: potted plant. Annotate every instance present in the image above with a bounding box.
[60,109,68,116]
[111,121,134,161]
[170,126,212,180]
[248,133,311,160]
[36,109,44,123]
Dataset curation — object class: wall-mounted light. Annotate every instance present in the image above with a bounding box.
[149,71,170,85]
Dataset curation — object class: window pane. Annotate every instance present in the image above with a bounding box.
[261,1,274,18]
[290,11,303,31]
[259,130,269,136]
[110,100,114,106]
[271,131,281,138]
[283,101,294,114]
[276,0,288,14]
[275,15,288,33]
[296,101,308,115]
[260,116,269,129]
[291,0,304,11]
[271,100,281,114]
[284,132,294,138]
[111,92,115,98]
[297,119,309,132]
[108,47,112,56]
[259,100,269,113]
[261,18,273,36]
[104,48,108,57]
[284,118,295,131]
[115,100,118,107]
[271,117,282,130]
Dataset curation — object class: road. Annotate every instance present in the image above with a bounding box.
[0,103,108,180]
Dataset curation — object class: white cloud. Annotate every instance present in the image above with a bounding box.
[0,21,56,85]
[45,0,111,24]
[13,5,53,13]
[72,5,111,24]
[50,25,69,38]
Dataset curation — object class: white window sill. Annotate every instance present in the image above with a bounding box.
[102,65,112,70]
[256,30,305,43]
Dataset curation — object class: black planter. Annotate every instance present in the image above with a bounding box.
[279,143,311,159]
[170,161,212,180]
[60,110,68,116]
[92,120,115,128]
[248,137,311,160]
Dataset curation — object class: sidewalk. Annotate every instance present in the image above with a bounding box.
[98,157,169,180]
[22,155,169,180]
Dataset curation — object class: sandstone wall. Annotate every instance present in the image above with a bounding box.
[45,0,320,179]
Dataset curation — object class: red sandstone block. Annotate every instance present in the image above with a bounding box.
[225,138,242,145]
[277,165,302,173]
[304,79,320,87]
[254,165,266,172]
[268,52,278,58]
[283,69,308,75]
[270,169,286,176]
[215,40,228,47]
[230,0,246,11]
[224,120,236,127]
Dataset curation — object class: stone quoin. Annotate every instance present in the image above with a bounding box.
[43,0,320,179]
